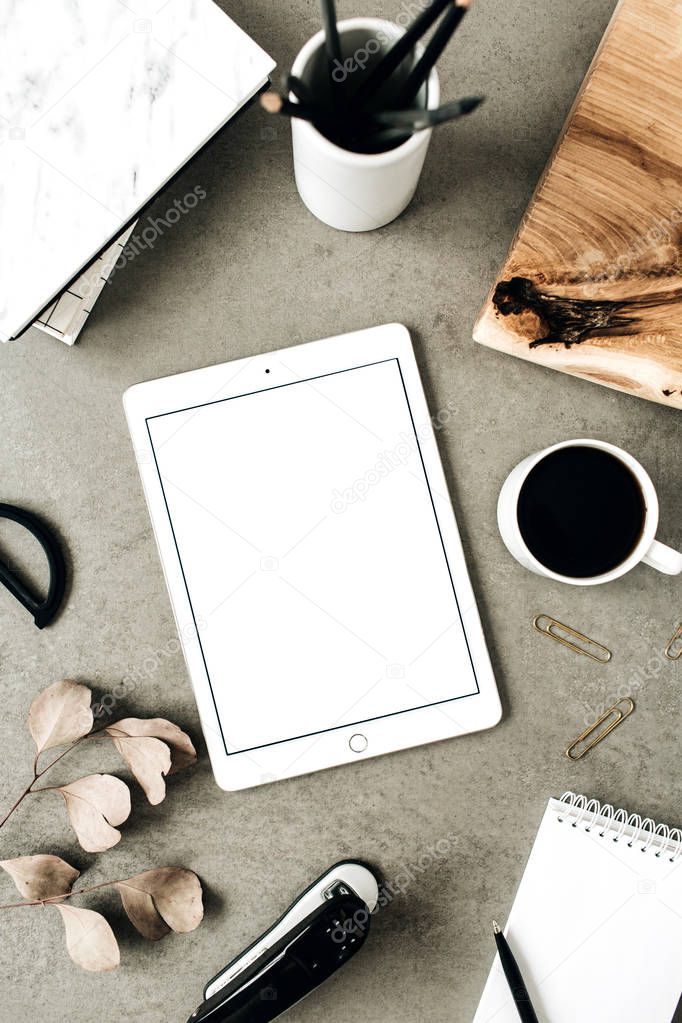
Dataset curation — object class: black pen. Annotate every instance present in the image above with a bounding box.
[493,921,539,1023]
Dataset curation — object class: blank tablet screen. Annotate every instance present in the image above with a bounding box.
[146,358,479,755]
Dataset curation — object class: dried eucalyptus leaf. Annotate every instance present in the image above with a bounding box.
[53,905,120,972]
[56,774,131,852]
[104,727,171,805]
[117,867,203,934]
[0,855,79,901]
[115,884,171,941]
[28,679,93,754]
[107,718,197,774]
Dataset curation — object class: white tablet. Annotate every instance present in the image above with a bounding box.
[124,324,501,790]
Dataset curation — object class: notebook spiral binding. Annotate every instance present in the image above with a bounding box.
[557,792,682,863]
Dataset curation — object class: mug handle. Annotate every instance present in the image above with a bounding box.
[642,539,682,575]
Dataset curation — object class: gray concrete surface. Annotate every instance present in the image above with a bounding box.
[1,1,680,1020]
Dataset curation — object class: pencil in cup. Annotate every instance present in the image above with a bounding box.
[350,0,453,108]
[319,0,344,108]
[399,0,472,107]
[286,15,442,231]
[262,91,483,151]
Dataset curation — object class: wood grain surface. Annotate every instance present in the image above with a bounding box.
[474,0,682,409]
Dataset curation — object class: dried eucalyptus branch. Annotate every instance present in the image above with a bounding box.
[0,874,124,910]
[0,857,203,971]
[0,679,197,850]
[0,730,107,829]
[0,680,203,971]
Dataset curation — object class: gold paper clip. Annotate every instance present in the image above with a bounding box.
[664,623,682,661]
[533,614,612,663]
[565,697,635,761]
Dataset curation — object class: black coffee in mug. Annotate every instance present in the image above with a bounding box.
[516,446,646,577]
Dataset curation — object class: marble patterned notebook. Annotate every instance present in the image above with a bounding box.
[0,0,275,342]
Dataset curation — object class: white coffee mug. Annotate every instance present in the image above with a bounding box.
[497,438,682,586]
[290,18,439,232]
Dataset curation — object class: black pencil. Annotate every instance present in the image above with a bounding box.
[320,0,341,61]
[399,0,471,107]
[351,0,452,108]
[285,74,315,105]
[493,922,539,1023]
[263,90,480,127]
[320,0,342,106]
[261,91,328,123]
[354,127,412,151]
[261,91,352,145]
[372,95,483,130]
[261,90,483,154]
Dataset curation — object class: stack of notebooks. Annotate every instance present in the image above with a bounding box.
[32,224,137,345]
[0,0,275,345]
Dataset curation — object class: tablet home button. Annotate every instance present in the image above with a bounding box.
[349,733,368,753]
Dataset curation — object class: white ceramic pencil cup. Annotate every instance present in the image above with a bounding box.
[290,18,440,232]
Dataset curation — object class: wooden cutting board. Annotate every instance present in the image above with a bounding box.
[474,0,682,409]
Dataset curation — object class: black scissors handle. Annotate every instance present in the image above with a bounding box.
[0,503,67,629]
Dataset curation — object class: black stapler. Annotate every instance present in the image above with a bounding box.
[187,861,381,1023]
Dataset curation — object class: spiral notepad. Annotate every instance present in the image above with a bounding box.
[474,793,682,1023]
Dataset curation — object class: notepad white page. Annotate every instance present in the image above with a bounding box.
[474,796,682,1023]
